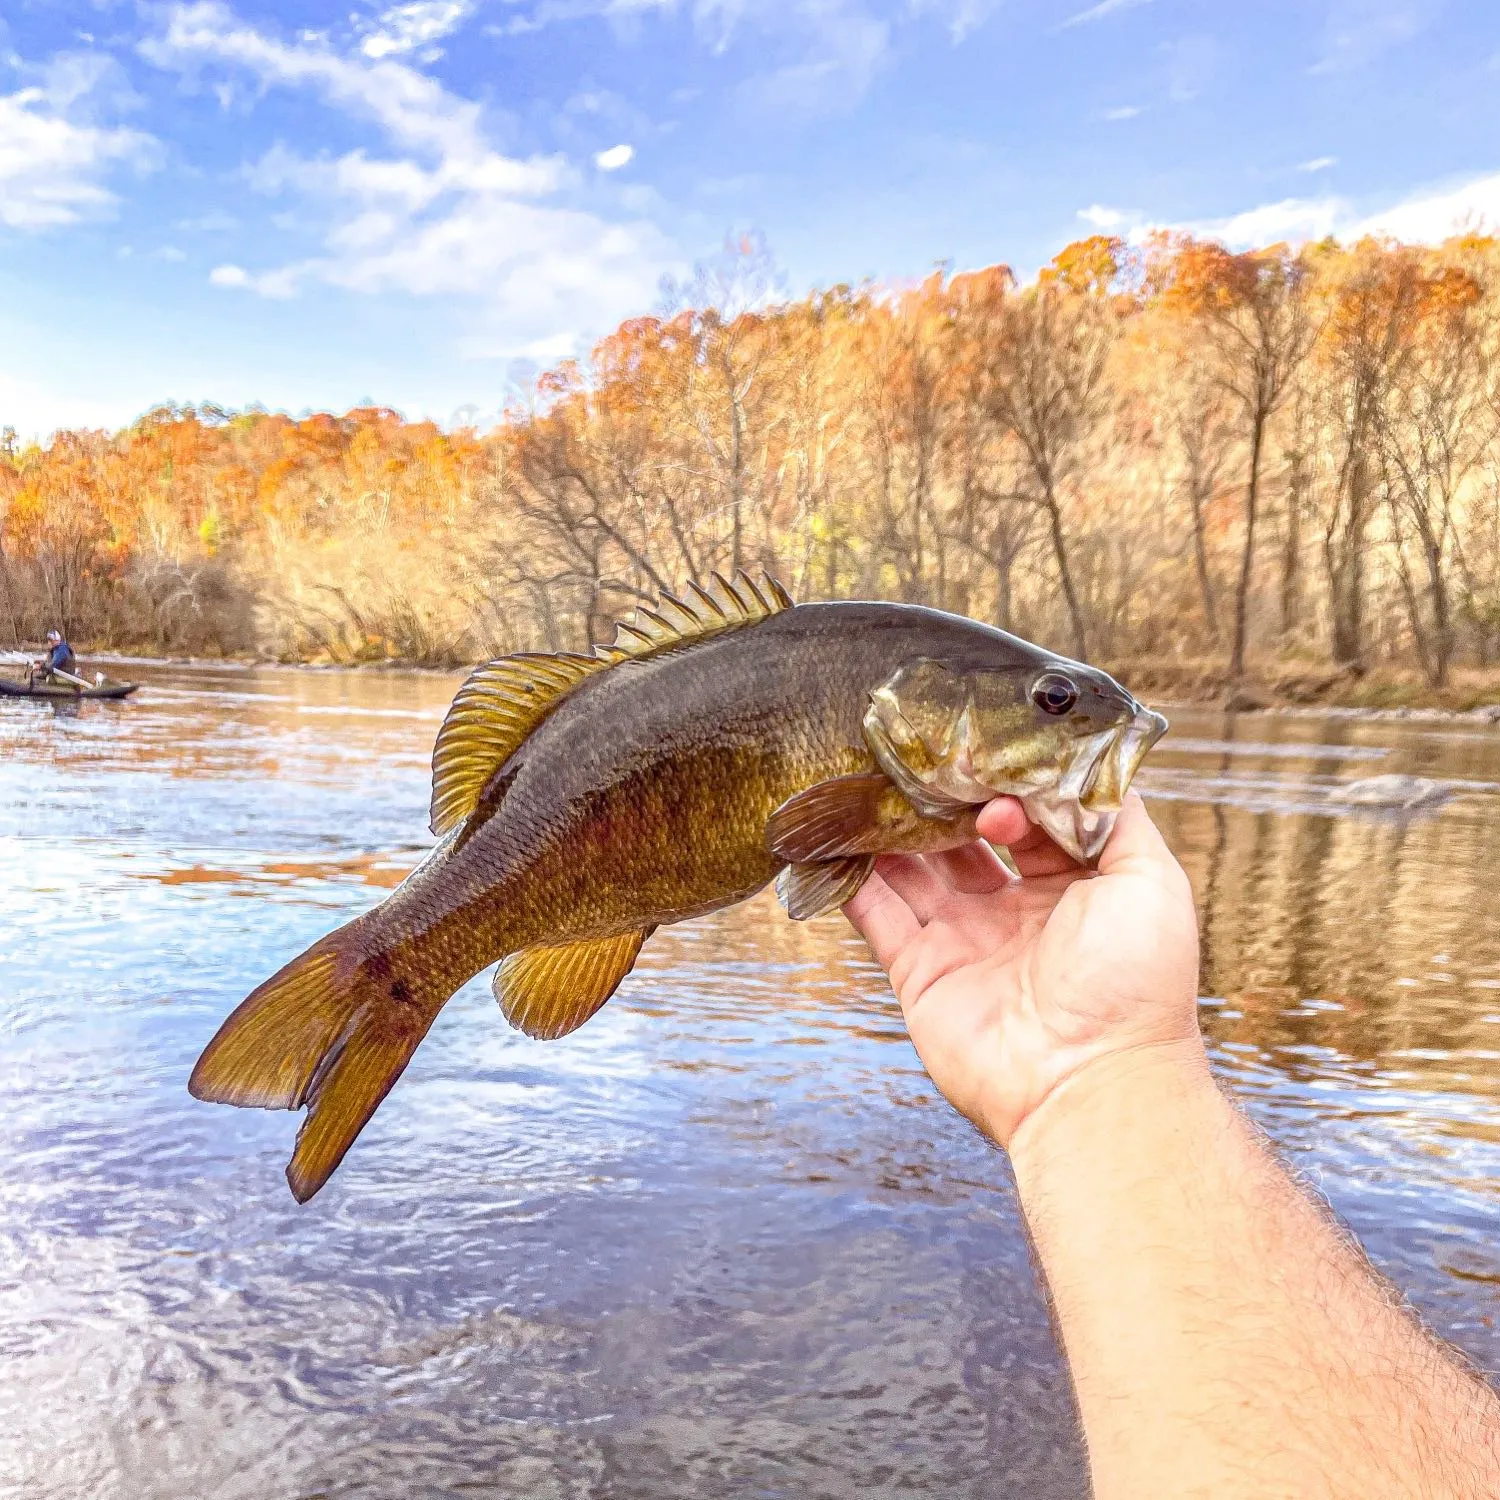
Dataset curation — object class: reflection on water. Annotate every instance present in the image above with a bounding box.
[1,666,1498,1499]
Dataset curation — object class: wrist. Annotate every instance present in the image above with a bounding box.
[1007,1036,1218,1200]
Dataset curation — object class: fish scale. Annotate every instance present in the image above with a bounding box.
[189,573,1165,1201]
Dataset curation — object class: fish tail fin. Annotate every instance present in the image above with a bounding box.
[189,921,447,1203]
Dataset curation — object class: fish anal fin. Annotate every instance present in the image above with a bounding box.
[767,773,982,863]
[776,856,876,921]
[430,570,795,837]
[494,928,653,1041]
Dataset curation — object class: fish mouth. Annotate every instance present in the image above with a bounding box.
[1018,706,1168,865]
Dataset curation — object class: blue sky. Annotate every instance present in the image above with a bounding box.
[2,0,1499,436]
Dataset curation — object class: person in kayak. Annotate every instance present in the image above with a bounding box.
[846,792,1500,1497]
[34,630,77,683]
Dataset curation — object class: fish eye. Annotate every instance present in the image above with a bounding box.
[1032,672,1079,717]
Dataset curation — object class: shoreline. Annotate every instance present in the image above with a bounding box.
[14,647,1500,725]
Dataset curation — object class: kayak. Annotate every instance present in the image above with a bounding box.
[0,675,139,700]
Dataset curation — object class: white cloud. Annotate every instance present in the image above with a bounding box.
[0,53,155,230]
[1078,203,1126,229]
[1103,104,1142,120]
[1193,195,1348,247]
[1131,169,1500,252]
[1299,155,1337,173]
[143,3,677,357]
[1357,171,1500,241]
[358,1,475,59]
[1062,0,1152,29]
[595,142,634,171]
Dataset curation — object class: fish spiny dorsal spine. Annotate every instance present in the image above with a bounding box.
[428,570,795,836]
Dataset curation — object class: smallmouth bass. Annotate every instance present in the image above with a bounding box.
[191,573,1167,1200]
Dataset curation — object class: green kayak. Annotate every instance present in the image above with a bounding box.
[0,674,139,700]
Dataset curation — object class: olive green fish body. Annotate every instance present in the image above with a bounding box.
[389,604,964,954]
[190,581,1167,1201]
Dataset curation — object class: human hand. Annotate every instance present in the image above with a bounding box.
[843,792,1202,1150]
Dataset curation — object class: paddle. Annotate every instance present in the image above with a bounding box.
[0,649,100,690]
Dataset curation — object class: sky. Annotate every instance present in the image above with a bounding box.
[2,0,1499,437]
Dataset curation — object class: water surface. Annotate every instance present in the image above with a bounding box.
[2,666,1498,1498]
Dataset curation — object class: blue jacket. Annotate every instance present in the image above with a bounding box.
[45,639,76,673]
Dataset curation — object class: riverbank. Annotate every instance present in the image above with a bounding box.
[1104,658,1500,720]
[16,644,1500,720]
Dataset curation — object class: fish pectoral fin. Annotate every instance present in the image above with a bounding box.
[766,773,901,862]
[767,772,981,863]
[776,856,876,921]
[494,928,654,1041]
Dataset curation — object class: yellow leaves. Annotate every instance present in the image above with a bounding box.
[1042,236,1124,296]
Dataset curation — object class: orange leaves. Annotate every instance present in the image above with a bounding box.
[1042,236,1124,297]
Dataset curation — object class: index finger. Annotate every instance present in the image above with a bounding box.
[842,864,922,972]
[978,806,1085,880]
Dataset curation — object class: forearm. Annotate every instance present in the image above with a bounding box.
[1009,1041,1500,1499]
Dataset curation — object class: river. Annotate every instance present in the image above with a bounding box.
[1,664,1497,1498]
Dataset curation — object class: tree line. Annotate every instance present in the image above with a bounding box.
[3,230,1499,689]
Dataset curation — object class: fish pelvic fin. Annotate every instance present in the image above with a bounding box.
[430,569,795,837]
[776,856,876,920]
[189,922,448,1203]
[494,927,654,1040]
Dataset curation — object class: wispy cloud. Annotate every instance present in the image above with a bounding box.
[0,52,156,229]
[143,2,677,356]
[1312,0,1429,74]
[1103,104,1142,120]
[491,0,989,114]
[1061,0,1152,30]
[357,1,476,60]
[1299,155,1338,173]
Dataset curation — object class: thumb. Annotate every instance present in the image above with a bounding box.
[1097,793,1180,884]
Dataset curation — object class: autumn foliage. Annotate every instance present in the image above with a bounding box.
[3,232,1500,686]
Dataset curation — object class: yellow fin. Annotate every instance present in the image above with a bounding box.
[776,856,876,920]
[429,570,796,836]
[494,928,653,1040]
[189,921,447,1203]
[429,652,599,836]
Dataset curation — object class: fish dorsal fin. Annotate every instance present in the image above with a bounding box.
[494,927,654,1040]
[429,570,795,836]
[592,569,795,665]
[430,652,600,836]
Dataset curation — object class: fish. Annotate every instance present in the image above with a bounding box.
[190,572,1167,1202]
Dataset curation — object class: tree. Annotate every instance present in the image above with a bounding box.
[981,241,1122,658]
[1159,239,1316,679]
[1375,266,1494,685]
